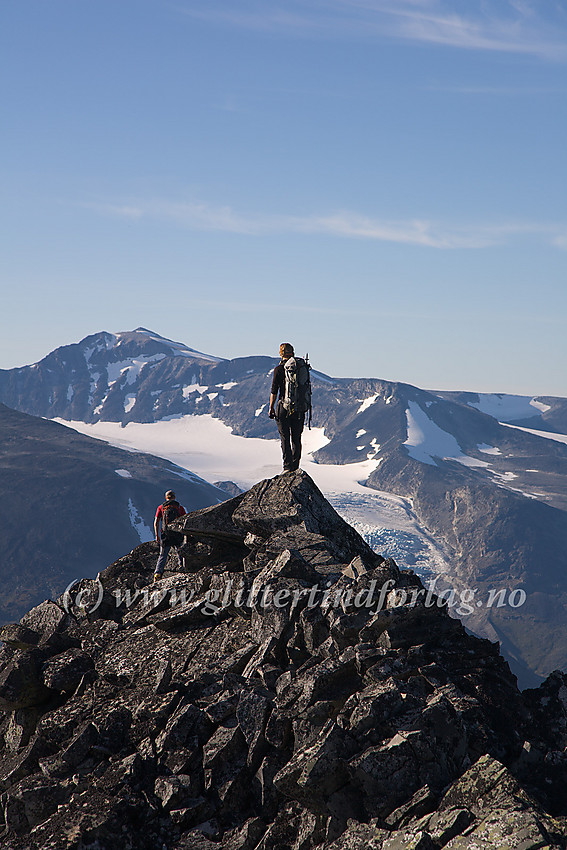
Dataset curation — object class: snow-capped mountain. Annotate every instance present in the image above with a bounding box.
[2,328,567,685]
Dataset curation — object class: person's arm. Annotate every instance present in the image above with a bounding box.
[154,506,162,542]
[269,392,277,418]
[269,365,282,418]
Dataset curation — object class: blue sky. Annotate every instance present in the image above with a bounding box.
[2,0,566,395]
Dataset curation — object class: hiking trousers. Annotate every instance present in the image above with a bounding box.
[155,538,185,576]
[276,410,305,471]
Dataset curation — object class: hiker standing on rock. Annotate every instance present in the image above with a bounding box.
[269,342,312,473]
[153,490,186,582]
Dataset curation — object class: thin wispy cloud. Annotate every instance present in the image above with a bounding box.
[88,199,567,250]
[179,0,567,59]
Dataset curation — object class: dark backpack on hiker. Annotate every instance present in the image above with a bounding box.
[161,499,181,542]
[282,355,312,426]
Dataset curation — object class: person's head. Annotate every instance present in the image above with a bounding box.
[279,342,294,361]
[165,490,175,501]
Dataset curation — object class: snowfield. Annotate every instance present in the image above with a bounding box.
[464,393,551,421]
[403,402,487,468]
[55,414,450,576]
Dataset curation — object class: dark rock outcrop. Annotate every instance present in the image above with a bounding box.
[0,471,565,849]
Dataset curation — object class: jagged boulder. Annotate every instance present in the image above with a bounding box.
[0,471,565,849]
[0,650,50,711]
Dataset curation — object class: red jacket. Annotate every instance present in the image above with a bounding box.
[155,502,186,521]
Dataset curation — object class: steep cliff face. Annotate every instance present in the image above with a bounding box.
[0,472,566,849]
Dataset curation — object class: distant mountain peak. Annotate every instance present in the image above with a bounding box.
[111,328,224,364]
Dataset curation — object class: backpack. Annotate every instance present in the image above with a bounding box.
[282,355,312,426]
[161,499,181,540]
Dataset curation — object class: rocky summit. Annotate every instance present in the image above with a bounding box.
[1,472,566,849]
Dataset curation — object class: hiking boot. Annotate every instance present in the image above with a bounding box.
[153,572,161,583]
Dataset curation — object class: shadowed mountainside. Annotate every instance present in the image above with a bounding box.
[0,404,227,624]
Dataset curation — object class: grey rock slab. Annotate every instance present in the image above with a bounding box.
[339,678,405,742]
[148,597,219,631]
[385,784,437,829]
[154,773,195,811]
[250,549,322,598]
[382,832,437,850]
[41,648,95,693]
[204,691,239,724]
[20,600,69,640]
[264,708,292,750]
[215,641,258,676]
[38,721,99,779]
[222,816,267,850]
[273,720,356,813]
[169,797,215,830]
[0,649,50,711]
[443,807,554,849]
[4,707,41,754]
[349,730,423,817]
[236,688,271,770]
[202,722,246,787]
[0,624,40,650]
[156,702,212,753]
[176,491,247,542]
[321,819,389,849]
[8,775,69,831]
[0,735,49,791]
[420,807,474,846]
[232,471,384,566]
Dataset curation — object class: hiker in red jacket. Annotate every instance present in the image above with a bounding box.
[153,490,186,582]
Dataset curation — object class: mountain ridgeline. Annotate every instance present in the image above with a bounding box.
[1,328,567,684]
[0,472,566,849]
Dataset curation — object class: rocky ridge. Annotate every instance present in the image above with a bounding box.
[0,472,566,849]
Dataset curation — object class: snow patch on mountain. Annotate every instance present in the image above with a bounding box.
[107,355,165,386]
[127,498,153,543]
[357,393,380,414]
[404,402,469,466]
[183,384,208,398]
[310,370,335,385]
[466,393,550,422]
[478,444,502,455]
[503,424,567,446]
[87,373,101,406]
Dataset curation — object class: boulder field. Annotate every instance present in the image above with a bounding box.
[0,471,566,849]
